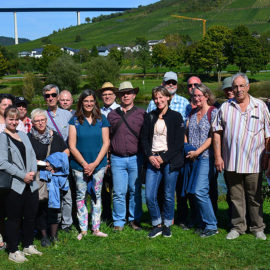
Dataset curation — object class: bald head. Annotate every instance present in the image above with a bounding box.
[187,76,201,94]
[58,90,73,111]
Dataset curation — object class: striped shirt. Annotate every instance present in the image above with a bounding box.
[212,95,270,173]
[146,94,191,122]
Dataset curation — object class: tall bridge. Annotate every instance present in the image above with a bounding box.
[0,7,134,45]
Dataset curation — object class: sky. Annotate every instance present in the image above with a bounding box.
[0,0,159,40]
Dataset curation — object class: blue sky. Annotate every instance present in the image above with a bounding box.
[0,0,159,40]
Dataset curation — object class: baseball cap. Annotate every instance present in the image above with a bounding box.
[163,71,178,83]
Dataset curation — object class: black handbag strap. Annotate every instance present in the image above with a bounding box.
[115,107,139,139]
[5,133,12,163]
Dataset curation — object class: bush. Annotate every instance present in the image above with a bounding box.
[46,55,81,93]
[22,73,43,102]
[249,81,270,97]
[85,57,120,90]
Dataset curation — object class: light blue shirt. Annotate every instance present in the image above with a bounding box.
[101,102,120,117]
[146,94,191,122]
[47,107,72,142]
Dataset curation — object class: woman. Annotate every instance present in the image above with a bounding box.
[141,86,185,238]
[0,94,25,133]
[28,108,69,247]
[69,89,110,239]
[185,83,218,238]
[0,106,42,263]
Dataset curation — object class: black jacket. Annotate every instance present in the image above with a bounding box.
[140,108,185,171]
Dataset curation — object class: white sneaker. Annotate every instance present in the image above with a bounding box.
[226,230,240,240]
[9,250,28,263]
[254,231,267,240]
[23,245,43,256]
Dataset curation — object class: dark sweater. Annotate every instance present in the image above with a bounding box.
[140,108,185,171]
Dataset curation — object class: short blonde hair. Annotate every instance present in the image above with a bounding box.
[31,108,47,122]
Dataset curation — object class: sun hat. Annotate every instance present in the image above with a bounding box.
[98,82,118,93]
[222,77,233,90]
[163,71,178,82]
[116,81,139,94]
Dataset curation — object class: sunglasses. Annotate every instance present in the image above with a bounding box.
[165,80,177,85]
[44,93,58,99]
[119,90,135,96]
[188,83,200,88]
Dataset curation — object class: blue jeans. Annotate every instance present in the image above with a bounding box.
[193,158,217,230]
[111,154,142,227]
[145,163,179,227]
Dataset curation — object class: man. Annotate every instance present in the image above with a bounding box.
[99,82,120,117]
[222,76,235,100]
[58,90,75,114]
[98,82,119,221]
[147,71,190,121]
[107,81,145,231]
[212,73,270,240]
[43,84,73,232]
[187,76,202,109]
[14,96,32,133]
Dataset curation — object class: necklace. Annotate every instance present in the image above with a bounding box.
[154,119,166,136]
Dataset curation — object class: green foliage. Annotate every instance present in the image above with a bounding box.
[85,17,91,23]
[8,57,40,74]
[135,37,151,75]
[74,48,91,63]
[0,52,8,78]
[41,36,52,45]
[0,36,30,46]
[46,55,81,93]
[39,44,63,74]
[22,73,37,102]
[75,34,82,43]
[85,57,120,90]
[90,45,98,57]
[108,47,124,66]
[0,46,16,61]
[231,25,268,74]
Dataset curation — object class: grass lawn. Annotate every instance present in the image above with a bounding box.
[1,200,270,269]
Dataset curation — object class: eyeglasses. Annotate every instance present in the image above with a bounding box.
[102,93,114,97]
[165,80,177,85]
[44,93,57,99]
[232,84,247,90]
[188,83,200,88]
[34,118,46,123]
[193,94,205,99]
[119,91,135,96]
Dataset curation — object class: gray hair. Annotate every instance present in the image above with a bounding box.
[232,72,249,85]
[192,83,216,106]
[31,108,47,122]
[42,84,60,96]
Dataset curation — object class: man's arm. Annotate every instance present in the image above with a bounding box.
[213,131,224,172]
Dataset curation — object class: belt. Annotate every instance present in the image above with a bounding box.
[152,151,166,156]
[111,152,136,158]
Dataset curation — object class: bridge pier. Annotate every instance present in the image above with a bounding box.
[77,11,80,25]
[14,12,18,45]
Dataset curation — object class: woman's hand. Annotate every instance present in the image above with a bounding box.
[84,162,97,176]
[24,171,35,184]
[149,156,161,169]
[186,150,198,160]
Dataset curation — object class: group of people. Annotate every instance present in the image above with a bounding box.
[0,70,269,264]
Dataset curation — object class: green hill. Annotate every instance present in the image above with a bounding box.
[0,36,30,46]
[7,0,270,52]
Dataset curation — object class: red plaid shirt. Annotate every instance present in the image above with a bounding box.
[23,117,32,133]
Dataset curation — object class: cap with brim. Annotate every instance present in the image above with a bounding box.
[222,77,233,90]
[116,81,139,95]
[15,96,28,106]
[98,82,118,93]
[163,71,178,82]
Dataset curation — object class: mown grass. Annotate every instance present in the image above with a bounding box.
[1,200,270,269]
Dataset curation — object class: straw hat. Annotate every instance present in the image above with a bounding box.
[116,81,139,94]
[98,82,118,93]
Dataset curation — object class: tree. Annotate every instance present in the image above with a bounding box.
[46,55,81,93]
[75,34,82,42]
[74,48,91,63]
[135,37,151,75]
[22,73,41,102]
[151,43,168,72]
[85,17,91,23]
[231,25,268,74]
[109,47,124,66]
[90,45,99,57]
[86,57,120,90]
[0,52,8,78]
[186,25,232,82]
[41,37,52,44]
[39,44,63,73]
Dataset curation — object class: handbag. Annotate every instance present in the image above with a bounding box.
[36,136,53,200]
[0,133,13,190]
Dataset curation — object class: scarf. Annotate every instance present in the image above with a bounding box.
[30,126,52,144]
